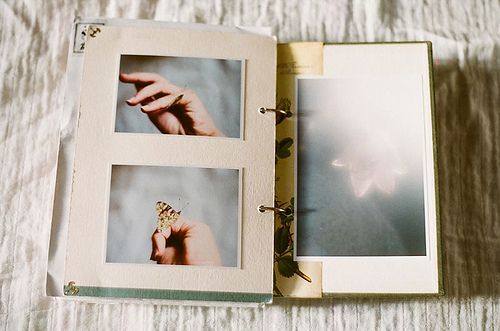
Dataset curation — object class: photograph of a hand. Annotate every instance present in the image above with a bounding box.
[107,165,238,267]
[120,72,224,137]
[150,216,222,266]
[108,57,242,267]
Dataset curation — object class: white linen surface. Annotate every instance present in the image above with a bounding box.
[1,0,499,329]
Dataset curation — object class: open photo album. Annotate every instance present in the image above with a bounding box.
[46,18,442,305]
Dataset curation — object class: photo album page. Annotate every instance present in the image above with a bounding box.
[62,25,277,303]
[274,42,441,297]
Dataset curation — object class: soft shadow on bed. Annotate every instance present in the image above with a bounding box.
[432,58,500,298]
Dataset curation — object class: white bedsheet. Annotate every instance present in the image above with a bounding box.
[1,0,499,329]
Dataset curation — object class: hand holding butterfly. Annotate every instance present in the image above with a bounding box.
[120,72,224,137]
[150,217,222,266]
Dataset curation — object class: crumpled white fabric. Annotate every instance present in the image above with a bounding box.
[1,0,499,329]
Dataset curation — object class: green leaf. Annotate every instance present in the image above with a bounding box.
[279,137,293,149]
[276,97,291,112]
[280,213,293,225]
[276,149,291,159]
[276,137,294,159]
[274,226,290,254]
[277,255,298,278]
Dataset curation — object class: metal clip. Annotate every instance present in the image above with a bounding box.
[258,107,292,118]
[73,23,105,53]
[258,205,293,216]
[64,281,80,296]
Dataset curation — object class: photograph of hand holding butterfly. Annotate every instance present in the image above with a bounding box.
[107,164,239,268]
[151,200,222,266]
[106,55,242,267]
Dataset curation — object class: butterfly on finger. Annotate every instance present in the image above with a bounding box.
[155,200,189,233]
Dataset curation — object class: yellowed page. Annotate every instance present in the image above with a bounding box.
[274,42,323,298]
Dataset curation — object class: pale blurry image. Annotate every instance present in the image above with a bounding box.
[116,55,242,138]
[106,165,240,267]
[296,76,427,256]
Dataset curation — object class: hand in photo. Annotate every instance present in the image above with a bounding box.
[150,216,222,266]
[120,72,224,137]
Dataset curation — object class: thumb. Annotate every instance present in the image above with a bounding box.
[150,229,171,261]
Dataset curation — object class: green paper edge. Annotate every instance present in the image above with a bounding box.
[64,285,272,303]
[427,41,445,297]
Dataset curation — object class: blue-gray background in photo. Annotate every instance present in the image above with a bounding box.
[115,55,241,138]
[296,77,427,256]
[106,165,239,266]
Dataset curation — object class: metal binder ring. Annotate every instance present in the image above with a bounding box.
[258,107,292,118]
[258,205,293,215]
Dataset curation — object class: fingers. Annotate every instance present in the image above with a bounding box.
[158,246,177,264]
[181,221,222,266]
[126,82,164,106]
[161,226,172,240]
[150,228,181,264]
[141,94,184,113]
[147,111,185,135]
[119,72,163,84]
[120,73,183,105]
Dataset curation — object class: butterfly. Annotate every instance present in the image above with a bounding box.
[156,201,182,233]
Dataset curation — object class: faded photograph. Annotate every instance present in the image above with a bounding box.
[115,55,242,138]
[296,76,427,257]
[106,165,240,267]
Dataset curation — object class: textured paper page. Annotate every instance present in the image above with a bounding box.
[46,18,274,298]
[274,42,323,298]
[64,26,276,300]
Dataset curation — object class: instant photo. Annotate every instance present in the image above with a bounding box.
[106,165,240,267]
[115,55,243,138]
[296,76,427,257]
